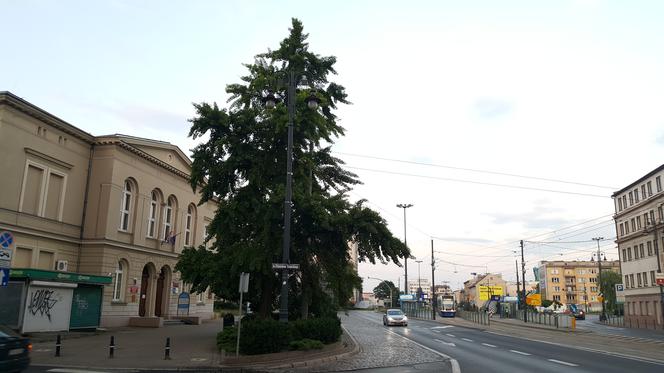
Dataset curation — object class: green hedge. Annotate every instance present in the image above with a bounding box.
[290,317,342,344]
[239,318,291,355]
[289,338,324,351]
[217,316,342,355]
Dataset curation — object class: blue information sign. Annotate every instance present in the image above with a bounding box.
[0,268,9,286]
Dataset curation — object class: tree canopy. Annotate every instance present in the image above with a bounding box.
[176,18,409,319]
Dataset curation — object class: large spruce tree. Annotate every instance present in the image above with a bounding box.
[176,18,409,318]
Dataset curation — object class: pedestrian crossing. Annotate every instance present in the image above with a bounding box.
[602,334,664,345]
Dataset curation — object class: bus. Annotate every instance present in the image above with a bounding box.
[438,295,456,317]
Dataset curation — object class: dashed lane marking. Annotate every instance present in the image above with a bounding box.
[548,359,579,367]
[510,350,532,356]
[446,333,456,337]
[461,338,474,342]
[48,369,112,373]
[482,343,497,348]
[431,325,454,329]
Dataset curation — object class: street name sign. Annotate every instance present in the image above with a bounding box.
[272,263,300,270]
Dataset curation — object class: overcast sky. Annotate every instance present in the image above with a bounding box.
[3,0,663,293]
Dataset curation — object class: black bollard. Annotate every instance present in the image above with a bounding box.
[109,336,115,358]
[55,334,61,357]
[164,337,171,360]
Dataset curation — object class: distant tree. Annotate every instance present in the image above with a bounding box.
[373,280,398,307]
[600,270,622,313]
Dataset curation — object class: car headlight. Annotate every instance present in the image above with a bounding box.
[403,316,408,321]
[387,317,394,321]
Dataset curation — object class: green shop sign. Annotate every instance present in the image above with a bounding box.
[10,268,112,285]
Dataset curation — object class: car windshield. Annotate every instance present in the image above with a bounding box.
[387,310,403,316]
[0,325,16,338]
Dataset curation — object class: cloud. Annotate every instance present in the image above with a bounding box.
[105,104,189,133]
[473,98,513,120]
[433,236,494,244]
[486,205,569,230]
[656,131,664,146]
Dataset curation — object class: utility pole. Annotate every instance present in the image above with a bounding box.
[431,239,436,320]
[521,240,527,323]
[593,237,606,321]
[415,259,423,301]
[515,259,520,307]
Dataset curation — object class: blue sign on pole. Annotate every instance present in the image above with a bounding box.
[0,268,9,286]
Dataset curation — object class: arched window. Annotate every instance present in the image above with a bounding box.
[147,191,158,238]
[112,260,125,301]
[184,204,195,247]
[119,180,132,231]
[163,196,177,242]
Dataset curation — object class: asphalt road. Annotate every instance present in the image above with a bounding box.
[576,314,664,342]
[352,311,664,373]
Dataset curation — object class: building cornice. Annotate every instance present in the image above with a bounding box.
[612,164,664,197]
[0,91,95,144]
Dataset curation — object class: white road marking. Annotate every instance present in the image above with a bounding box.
[482,343,497,348]
[510,350,532,356]
[433,329,441,333]
[462,338,474,342]
[431,325,454,329]
[434,338,456,347]
[446,333,456,337]
[548,359,579,367]
[47,368,113,373]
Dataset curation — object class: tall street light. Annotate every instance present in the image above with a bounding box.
[397,203,413,294]
[415,259,423,301]
[265,71,320,323]
[368,276,396,308]
[592,237,607,322]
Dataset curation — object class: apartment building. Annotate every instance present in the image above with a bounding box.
[539,260,620,311]
[462,273,506,306]
[0,92,217,329]
[408,278,431,299]
[613,165,664,329]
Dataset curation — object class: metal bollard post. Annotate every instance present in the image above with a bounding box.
[55,334,61,357]
[109,336,115,358]
[164,337,171,360]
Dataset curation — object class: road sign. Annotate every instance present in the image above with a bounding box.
[615,283,624,292]
[0,268,9,286]
[656,273,664,286]
[272,263,300,270]
[239,272,250,293]
[526,293,542,306]
[0,231,14,249]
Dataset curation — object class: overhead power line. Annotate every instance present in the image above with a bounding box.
[345,166,610,198]
[335,152,618,189]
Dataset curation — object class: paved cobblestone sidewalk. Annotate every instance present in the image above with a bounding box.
[290,311,453,373]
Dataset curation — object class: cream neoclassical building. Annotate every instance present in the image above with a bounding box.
[0,91,216,329]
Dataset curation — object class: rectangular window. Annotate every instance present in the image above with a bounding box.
[622,195,627,209]
[647,241,653,256]
[620,224,625,236]
[147,200,157,238]
[627,247,632,261]
[650,210,656,225]
[657,176,662,192]
[644,213,649,226]
[630,274,635,288]
[120,190,131,231]
[643,272,648,286]
[647,181,653,196]
[21,164,45,215]
[591,286,598,292]
[625,275,630,288]
[37,251,54,270]
[641,185,646,200]
[631,218,636,232]
[622,249,627,262]
[553,295,561,301]
[659,206,664,222]
[637,273,642,287]
[552,277,560,283]
[44,172,65,220]
[629,191,634,205]
[639,243,645,258]
[185,213,192,246]
[634,189,640,203]
[637,216,642,230]
[14,247,33,268]
[618,198,623,211]
[651,271,656,286]
[625,222,629,234]
[635,247,639,260]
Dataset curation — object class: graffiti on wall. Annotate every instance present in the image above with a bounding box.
[28,289,59,321]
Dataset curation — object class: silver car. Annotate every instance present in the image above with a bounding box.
[383,308,408,326]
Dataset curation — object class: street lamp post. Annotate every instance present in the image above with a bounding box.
[416,259,423,301]
[592,237,606,322]
[266,71,320,323]
[397,204,413,294]
[368,277,396,308]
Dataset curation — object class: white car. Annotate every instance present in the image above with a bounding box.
[383,308,408,326]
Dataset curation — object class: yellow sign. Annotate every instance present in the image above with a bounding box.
[479,286,504,300]
[597,296,604,302]
[526,293,541,306]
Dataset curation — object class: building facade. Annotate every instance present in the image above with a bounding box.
[0,92,217,328]
[462,273,506,306]
[613,165,664,329]
[538,260,620,311]
[408,278,431,299]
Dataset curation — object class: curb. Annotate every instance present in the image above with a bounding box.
[489,318,590,334]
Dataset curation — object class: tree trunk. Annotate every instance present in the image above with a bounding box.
[259,276,274,318]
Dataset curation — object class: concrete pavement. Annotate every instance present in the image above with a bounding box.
[29,319,356,371]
